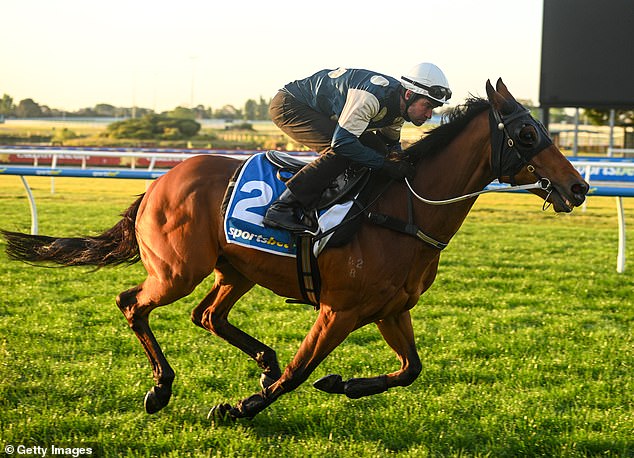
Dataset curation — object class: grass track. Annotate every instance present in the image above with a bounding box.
[0,176,632,457]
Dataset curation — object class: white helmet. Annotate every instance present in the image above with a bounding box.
[400,62,451,105]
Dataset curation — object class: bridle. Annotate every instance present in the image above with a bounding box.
[489,100,553,185]
[358,101,559,251]
[406,101,555,206]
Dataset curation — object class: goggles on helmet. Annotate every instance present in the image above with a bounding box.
[401,76,452,102]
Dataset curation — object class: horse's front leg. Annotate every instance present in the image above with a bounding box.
[191,264,282,389]
[210,307,356,420]
[313,310,422,399]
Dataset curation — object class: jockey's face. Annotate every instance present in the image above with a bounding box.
[405,91,439,126]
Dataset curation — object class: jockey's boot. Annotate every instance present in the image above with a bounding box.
[263,189,315,233]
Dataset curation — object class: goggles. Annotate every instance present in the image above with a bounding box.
[401,76,452,102]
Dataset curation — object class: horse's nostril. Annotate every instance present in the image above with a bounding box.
[570,181,589,206]
[572,182,589,196]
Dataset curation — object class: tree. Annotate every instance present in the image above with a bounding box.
[257,96,270,120]
[105,114,201,139]
[15,99,43,118]
[192,104,210,119]
[0,94,14,116]
[167,106,196,120]
[243,97,270,120]
[549,108,574,123]
[174,118,200,136]
[39,105,54,117]
[75,107,97,117]
[243,99,257,120]
[584,108,634,127]
[214,104,241,120]
[94,104,116,117]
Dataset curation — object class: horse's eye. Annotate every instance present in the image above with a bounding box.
[517,125,537,146]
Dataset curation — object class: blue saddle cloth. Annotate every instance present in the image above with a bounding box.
[223,153,353,257]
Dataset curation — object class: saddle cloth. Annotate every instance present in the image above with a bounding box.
[223,152,356,258]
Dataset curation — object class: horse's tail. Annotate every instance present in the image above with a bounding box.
[1,194,144,268]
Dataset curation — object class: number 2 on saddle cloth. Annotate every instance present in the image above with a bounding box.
[222,151,371,259]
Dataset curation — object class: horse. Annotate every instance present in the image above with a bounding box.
[1,79,589,420]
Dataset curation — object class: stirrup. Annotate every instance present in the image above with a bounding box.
[263,217,317,234]
[263,208,317,234]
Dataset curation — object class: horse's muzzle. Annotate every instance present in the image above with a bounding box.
[549,179,589,212]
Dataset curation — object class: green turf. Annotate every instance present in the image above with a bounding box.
[0,176,632,457]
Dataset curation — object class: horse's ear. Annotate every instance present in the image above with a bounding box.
[486,79,507,111]
[495,78,517,102]
[486,79,494,97]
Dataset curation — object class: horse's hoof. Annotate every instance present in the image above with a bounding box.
[259,373,277,389]
[313,374,345,394]
[144,385,171,414]
[208,403,237,422]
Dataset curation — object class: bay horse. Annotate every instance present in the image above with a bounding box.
[2,80,588,420]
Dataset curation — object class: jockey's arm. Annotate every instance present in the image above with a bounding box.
[331,89,393,169]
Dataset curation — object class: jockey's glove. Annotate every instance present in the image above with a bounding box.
[381,159,415,181]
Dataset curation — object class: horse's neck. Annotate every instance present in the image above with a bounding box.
[412,114,493,242]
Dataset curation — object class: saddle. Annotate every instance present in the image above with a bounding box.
[265,150,371,210]
[263,151,389,306]
[221,151,392,252]
[221,151,394,307]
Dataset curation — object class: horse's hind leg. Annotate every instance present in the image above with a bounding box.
[116,274,203,414]
[191,261,283,388]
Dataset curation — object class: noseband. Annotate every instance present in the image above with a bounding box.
[489,102,553,183]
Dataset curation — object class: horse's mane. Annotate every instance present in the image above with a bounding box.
[405,97,490,161]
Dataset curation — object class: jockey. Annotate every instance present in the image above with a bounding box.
[263,62,451,232]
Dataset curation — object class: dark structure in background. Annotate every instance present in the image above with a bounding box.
[539,0,634,142]
[540,0,634,109]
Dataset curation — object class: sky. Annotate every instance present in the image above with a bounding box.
[1,0,545,113]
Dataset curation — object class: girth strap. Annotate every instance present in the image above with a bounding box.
[366,212,448,250]
[294,234,321,308]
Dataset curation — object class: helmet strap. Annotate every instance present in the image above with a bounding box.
[401,87,421,122]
